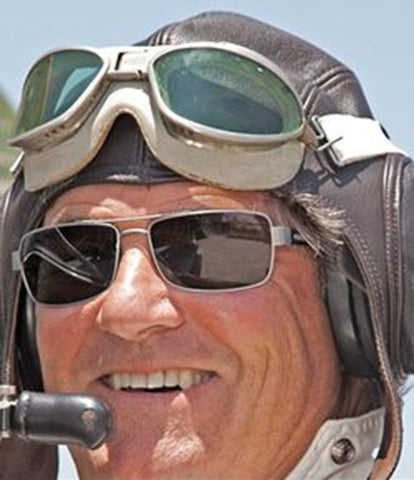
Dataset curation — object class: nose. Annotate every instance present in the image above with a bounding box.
[97,246,184,341]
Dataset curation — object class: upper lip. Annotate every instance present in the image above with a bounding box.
[104,367,213,375]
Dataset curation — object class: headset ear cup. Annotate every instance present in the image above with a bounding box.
[326,265,379,379]
[16,292,44,391]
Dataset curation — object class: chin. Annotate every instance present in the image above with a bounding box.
[71,430,209,480]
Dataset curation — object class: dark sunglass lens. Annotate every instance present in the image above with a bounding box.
[21,224,117,304]
[151,212,272,290]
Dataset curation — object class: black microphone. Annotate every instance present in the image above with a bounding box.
[11,391,112,449]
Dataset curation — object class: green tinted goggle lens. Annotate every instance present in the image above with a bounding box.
[14,47,302,140]
[14,50,103,136]
[153,48,302,135]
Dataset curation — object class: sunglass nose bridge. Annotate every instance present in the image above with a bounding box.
[120,227,149,236]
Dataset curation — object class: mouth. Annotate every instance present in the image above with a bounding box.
[101,370,215,393]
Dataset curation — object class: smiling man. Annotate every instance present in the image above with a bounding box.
[35,179,344,480]
[0,10,413,480]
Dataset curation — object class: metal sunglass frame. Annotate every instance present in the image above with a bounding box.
[13,209,297,307]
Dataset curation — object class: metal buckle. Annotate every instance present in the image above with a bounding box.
[310,115,344,166]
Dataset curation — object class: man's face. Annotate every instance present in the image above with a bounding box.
[36,181,342,480]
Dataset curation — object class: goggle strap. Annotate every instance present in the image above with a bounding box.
[314,115,406,166]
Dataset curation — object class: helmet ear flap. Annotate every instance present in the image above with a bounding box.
[399,161,414,375]
[16,292,44,391]
[326,156,414,382]
[325,249,379,379]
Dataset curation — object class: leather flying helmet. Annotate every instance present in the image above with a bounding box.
[0,11,412,480]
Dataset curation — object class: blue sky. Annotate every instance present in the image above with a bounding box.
[2,1,414,478]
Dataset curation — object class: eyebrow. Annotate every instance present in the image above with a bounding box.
[45,208,284,229]
[45,215,92,226]
[46,210,196,226]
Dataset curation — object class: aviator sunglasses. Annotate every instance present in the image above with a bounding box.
[13,210,299,306]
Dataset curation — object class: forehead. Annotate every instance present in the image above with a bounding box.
[44,181,288,224]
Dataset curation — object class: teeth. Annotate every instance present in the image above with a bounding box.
[165,370,179,387]
[108,374,121,390]
[121,373,130,387]
[131,373,146,389]
[178,370,193,389]
[105,370,212,391]
[147,371,164,389]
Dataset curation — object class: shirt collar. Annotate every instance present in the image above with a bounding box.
[286,408,385,480]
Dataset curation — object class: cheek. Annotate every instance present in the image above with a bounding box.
[267,248,343,402]
[168,278,312,390]
[35,305,90,391]
[170,246,340,391]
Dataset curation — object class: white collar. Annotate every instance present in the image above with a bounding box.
[286,408,385,480]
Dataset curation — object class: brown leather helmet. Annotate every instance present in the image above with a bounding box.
[0,11,412,480]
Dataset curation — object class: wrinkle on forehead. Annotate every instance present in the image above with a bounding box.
[44,182,289,225]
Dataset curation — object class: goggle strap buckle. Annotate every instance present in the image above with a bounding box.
[310,114,406,167]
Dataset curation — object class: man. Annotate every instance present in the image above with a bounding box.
[0,10,412,480]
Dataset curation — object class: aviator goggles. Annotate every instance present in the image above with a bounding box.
[9,42,403,192]
[13,210,298,306]
[9,42,315,191]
